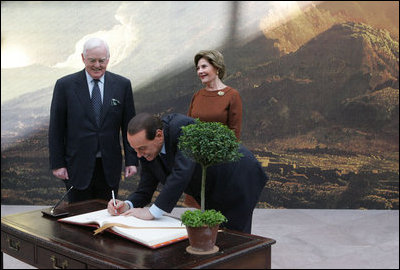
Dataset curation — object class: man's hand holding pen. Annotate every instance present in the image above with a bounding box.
[107,199,129,215]
[107,200,154,220]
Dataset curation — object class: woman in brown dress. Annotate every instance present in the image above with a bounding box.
[188,50,242,140]
[185,50,243,208]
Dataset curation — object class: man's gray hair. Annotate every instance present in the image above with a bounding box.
[82,38,110,59]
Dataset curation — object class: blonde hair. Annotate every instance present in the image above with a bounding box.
[194,50,226,79]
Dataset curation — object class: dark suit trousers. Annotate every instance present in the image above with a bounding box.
[65,158,118,203]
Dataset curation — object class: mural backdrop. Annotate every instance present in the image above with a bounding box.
[1,1,399,209]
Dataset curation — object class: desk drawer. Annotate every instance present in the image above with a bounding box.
[1,232,35,265]
[37,246,86,269]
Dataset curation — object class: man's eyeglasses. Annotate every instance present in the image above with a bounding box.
[86,57,108,64]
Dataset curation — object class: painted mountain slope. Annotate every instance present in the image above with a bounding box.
[238,22,398,146]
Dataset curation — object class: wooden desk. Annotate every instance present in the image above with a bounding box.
[2,200,276,269]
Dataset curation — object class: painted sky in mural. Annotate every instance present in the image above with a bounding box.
[1,1,312,103]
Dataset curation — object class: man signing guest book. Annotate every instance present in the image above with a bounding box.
[48,37,138,203]
[108,113,268,233]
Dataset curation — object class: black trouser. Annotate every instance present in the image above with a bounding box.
[65,158,118,203]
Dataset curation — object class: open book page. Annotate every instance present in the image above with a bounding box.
[58,209,188,248]
[59,209,113,227]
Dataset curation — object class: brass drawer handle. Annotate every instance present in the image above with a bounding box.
[50,255,69,269]
[6,237,20,251]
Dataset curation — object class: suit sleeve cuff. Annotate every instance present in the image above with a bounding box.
[149,204,165,219]
[125,200,133,209]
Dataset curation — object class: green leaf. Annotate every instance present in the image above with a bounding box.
[181,209,227,227]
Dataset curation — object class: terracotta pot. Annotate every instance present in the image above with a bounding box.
[185,225,220,255]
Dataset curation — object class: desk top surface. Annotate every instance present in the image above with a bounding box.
[1,200,276,268]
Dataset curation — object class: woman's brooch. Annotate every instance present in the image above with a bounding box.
[217,91,225,96]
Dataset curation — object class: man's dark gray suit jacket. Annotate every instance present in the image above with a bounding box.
[49,69,138,190]
[128,113,268,232]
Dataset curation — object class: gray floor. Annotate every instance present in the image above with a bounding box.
[2,205,399,269]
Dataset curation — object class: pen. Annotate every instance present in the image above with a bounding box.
[51,186,73,214]
[112,190,117,214]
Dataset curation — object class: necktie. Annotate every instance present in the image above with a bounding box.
[91,79,102,127]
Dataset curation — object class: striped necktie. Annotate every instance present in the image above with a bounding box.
[91,79,102,127]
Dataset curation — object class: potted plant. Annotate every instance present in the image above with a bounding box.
[178,119,242,255]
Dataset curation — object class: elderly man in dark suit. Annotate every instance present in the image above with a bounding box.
[108,113,268,233]
[49,37,138,203]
